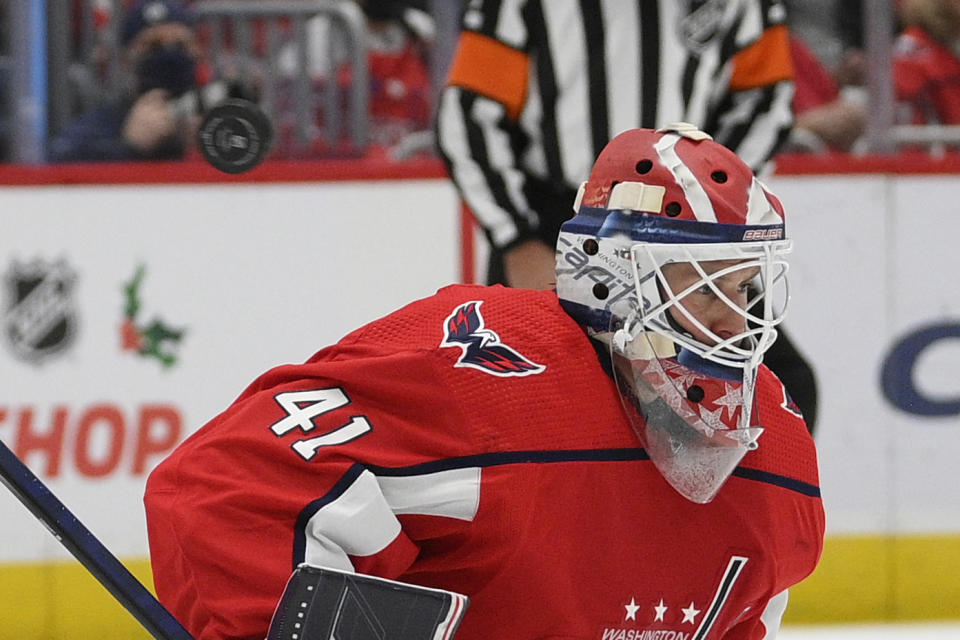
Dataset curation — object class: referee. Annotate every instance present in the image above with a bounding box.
[435,0,818,431]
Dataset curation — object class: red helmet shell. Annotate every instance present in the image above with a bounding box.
[579,125,785,227]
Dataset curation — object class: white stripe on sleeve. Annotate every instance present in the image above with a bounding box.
[302,467,483,571]
[758,589,790,638]
[377,467,482,521]
[303,469,402,571]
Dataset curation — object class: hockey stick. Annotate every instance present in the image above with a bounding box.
[0,439,194,640]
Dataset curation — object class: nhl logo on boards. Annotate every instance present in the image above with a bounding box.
[2,258,78,364]
[197,99,273,174]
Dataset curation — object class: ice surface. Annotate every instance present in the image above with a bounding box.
[779,623,960,639]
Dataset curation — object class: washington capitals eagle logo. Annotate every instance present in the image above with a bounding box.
[440,301,546,377]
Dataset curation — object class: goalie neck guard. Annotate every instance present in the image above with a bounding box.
[555,124,793,503]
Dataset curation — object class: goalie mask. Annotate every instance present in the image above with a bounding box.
[556,124,792,503]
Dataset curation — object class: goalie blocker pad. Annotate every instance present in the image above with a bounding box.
[266,564,470,640]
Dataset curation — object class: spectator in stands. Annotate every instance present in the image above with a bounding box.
[785,0,866,84]
[893,0,960,124]
[48,0,218,162]
[787,34,867,152]
[782,1,867,152]
[359,0,434,157]
[272,0,434,159]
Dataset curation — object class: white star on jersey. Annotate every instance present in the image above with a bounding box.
[624,598,640,620]
[659,359,701,388]
[654,598,668,622]
[681,602,701,624]
[697,405,725,435]
[643,364,687,414]
[712,382,743,420]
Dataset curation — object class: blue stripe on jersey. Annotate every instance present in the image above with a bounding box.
[364,449,820,497]
[731,466,821,497]
[367,449,650,476]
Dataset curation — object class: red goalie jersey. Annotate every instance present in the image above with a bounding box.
[145,284,824,640]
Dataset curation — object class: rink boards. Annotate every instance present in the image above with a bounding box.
[0,160,958,637]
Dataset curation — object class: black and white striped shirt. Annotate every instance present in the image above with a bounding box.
[436,0,795,250]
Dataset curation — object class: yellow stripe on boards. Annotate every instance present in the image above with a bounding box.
[1,535,959,639]
[785,534,960,623]
[0,558,155,640]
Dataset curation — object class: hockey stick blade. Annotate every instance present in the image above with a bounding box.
[0,439,194,640]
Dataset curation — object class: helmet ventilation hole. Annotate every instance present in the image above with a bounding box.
[592,283,609,300]
[583,238,599,255]
[711,170,728,183]
[665,202,682,217]
[635,159,653,174]
[686,385,705,403]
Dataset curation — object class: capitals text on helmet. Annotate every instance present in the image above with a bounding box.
[558,236,635,307]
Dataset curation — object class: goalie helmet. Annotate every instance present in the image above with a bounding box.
[555,124,792,503]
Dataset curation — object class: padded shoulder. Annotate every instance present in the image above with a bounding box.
[329,284,571,356]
